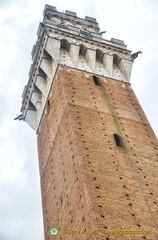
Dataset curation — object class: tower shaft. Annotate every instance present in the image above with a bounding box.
[21,5,158,240]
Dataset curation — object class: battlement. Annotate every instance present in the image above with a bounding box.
[43,4,98,29]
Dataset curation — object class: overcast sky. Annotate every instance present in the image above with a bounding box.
[0,0,158,239]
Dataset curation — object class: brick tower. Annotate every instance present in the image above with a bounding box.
[21,5,158,240]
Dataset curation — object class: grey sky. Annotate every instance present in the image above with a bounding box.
[0,0,158,239]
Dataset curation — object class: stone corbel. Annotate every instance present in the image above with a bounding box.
[69,44,80,67]
[85,48,96,72]
[118,58,133,82]
[103,53,113,77]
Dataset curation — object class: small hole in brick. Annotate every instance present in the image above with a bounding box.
[98,205,102,208]
[146,184,148,186]
[131,213,135,216]
[142,237,146,239]
[103,226,107,229]
[136,224,141,227]
[154,201,157,204]
[97,195,100,198]
[86,154,89,157]
[82,216,85,221]
[125,193,129,197]
[101,215,105,218]
[96,186,100,189]
[93,177,96,180]
[81,134,84,136]
[91,169,94,172]
[106,238,110,240]
[119,177,123,180]
[88,162,91,164]
[150,192,153,195]
[128,203,132,206]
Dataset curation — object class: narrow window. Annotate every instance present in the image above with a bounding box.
[113,134,124,148]
[47,99,50,113]
[93,76,101,87]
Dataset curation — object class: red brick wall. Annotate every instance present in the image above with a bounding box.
[37,66,158,240]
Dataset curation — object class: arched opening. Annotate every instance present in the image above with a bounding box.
[60,39,70,51]
[113,54,120,66]
[93,76,101,87]
[38,66,47,78]
[43,49,52,61]
[113,134,124,148]
[96,49,104,62]
[79,44,87,56]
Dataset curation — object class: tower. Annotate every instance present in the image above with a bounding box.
[20,4,158,240]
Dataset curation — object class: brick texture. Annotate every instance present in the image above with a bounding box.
[37,66,158,240]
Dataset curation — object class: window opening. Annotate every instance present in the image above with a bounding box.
[47,99,50,113]
[93,76,101,87]
[113,134,124,148]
